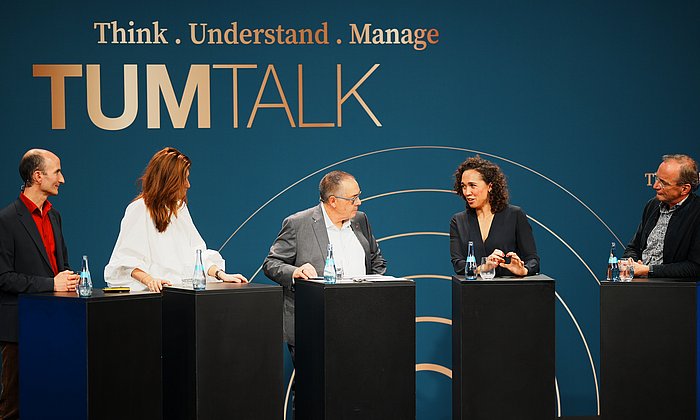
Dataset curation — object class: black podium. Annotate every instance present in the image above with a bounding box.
[19,290,162,420]
[162,282,283,420]
[452,274,555,420]
[295,279,416,420]
[600,278,698,420]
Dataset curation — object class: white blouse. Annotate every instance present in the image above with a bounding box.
[104,198,225,291]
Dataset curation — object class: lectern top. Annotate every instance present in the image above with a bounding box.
[452,274,554,285]
[297,278,414,289]
[163,282,282,295]
[19,289,160,301]
[601,277,698,287]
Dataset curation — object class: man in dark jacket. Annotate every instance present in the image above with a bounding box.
[623,154,700,278]
[0,149,79,418]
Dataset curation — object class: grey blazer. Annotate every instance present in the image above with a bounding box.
[263,203,387,346]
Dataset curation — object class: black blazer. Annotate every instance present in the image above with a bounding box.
[0,199,70,342]
[623,193,700,278]
[450,204,540,276]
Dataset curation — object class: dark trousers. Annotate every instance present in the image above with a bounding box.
[0,342,19,420]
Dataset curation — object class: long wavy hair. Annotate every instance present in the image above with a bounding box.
[136,147,191,232]
[453,155,509,213]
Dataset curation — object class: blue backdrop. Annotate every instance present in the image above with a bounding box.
[2,0,699,417]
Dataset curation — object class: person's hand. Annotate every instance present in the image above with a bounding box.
[144,276,172,292]
[220,273,248,283]
[293,263,317,279]
[633,260,649,277]
[500,252,528,276]
[483,250,505,271]
[54,270,80,291]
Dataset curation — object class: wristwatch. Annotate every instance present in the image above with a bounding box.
[648,265,654,277]
[215,269,225,280]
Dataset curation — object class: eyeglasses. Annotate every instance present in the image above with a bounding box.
[333,193,361,204]
[654,175,687,189]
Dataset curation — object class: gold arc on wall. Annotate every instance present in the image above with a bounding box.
[377,232,449,242]
[416,316,452,325]
[414,317,453,378]
[362,189,455,201]
[283,369,295,420]
[416,363,452,379]
[404,274,452,281]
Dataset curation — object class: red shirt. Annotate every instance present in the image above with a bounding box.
[19,193,58,275]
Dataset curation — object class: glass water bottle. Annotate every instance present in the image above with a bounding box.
[193,249,206,290]
[323,244,337,284]
[466,241,477,280]
[77,255,93,297]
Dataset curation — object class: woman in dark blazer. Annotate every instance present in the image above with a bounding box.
[450,156,540,277]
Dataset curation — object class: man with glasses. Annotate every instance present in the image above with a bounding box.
[623,154,700,278]
[263,170,386,415]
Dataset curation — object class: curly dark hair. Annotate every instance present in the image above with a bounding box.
[453,155,509,213]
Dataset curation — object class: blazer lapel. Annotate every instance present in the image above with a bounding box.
[351,216,372,271]
[311,204,330,258]
[15,200,53,272]
[48,210,66,270]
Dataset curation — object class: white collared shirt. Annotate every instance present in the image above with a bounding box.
[321,204,366,278]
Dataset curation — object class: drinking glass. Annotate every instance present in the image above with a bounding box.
[619,258,634,282]
[480,257,496,280]
[336,267,344,282]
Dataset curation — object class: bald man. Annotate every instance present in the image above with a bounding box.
[0,149,79,418]
[623,154,700,278]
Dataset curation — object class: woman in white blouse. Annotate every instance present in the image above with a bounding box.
[105,147,247,291]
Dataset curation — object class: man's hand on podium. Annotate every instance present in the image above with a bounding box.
[54,270,80,291]
[293,263,317,280]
